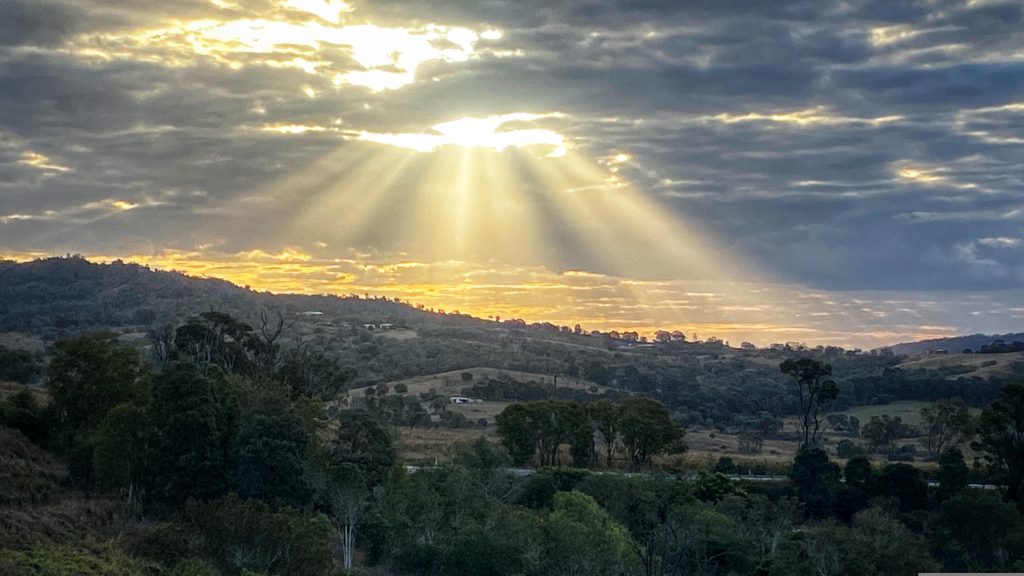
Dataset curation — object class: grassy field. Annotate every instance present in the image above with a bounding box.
[350,366,604,399]
[395,427,493,465]
[0,332,45,353]
[898,351,1024,380]
[833,401,932,427]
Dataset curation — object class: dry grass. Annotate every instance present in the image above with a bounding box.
[0,332,45,353]
[0,427,66,506]
[898,351,1024,379]
[394,426,494,464]
[350,367,604,399]
[378,329,419,341]
[0,381,49,404]
[684,429,800,464]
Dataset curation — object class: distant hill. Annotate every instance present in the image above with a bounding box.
[0,256,473,341]
[887,333,1024,357]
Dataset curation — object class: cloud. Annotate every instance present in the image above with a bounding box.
[355,113,566,155]
[0,0,1022,345]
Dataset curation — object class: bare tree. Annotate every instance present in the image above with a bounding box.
[147,323,175,364]
[253,307,293,371]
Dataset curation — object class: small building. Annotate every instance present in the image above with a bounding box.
[449,397,483,404]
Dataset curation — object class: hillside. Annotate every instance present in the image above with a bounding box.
[0,256,447,340]
[2,256,1020,434]
[887,333,1024,356]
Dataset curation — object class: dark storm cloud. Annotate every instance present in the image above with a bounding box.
[0,0,1021,308]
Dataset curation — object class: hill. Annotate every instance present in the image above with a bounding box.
[887,333,1024,356]
[1,256,1019,435]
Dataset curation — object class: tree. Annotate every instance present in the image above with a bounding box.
[47,333,150,448]
[531,401,575,467]
[173,312,258,374]
[496,403,539,466]
[332,411,395,486]
[91,402,149,498]
[936,447,969,500]
[973,383,1024,506]
[589,399,620,468]
[714,457,738,475]
[495,401,594,467]
[933,491,1024,572]
[831,508,938,576]
[0,388,47,445]
[876,463,927,512]
[836,456,873,520]
[189,494,333,576]
[542,491,641,576]
[780,358,837,448]
[617,398,684,472]
[920,397,974,460]
[0,345,41,383]
[844,456,873,491]
[276,347,352,400]
[564,402,595,467]
[147,324,176,365]
[329,463,368,573]
[861,415,905,455]
[147,360,239,503]
[235,393,311,506]
[717,494,801,569]
[791,448,840,517]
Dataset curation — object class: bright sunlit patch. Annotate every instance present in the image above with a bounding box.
[110,200,139,211]
[709,106,904,127]
[66,15,502,92]
[892,161,978,188]
[977,237,1022,249]
[281,0,352,23]
[329,24,485,90]
[17,152,69,172]
[897,167,947,183]
[356,113,567,156]
[261,123,330,134]
[869,25,925,47]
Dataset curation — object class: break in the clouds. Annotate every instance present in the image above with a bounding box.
[0,0,1022,347]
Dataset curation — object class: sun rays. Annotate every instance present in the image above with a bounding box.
[224,110,788,338]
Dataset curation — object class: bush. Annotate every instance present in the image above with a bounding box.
[836,439,865,459]
[714,457,738,475]
[0,346,41,384]
[172,559,220,576]
[187,494,333,576]
[0,390,48,446]
[0,543,149,576]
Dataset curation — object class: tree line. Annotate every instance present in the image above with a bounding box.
[495,397,685,472]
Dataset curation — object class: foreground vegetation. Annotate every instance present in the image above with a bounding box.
[1,320,1024,575]
[2,258,1024,574]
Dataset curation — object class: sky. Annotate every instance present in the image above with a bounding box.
[1,0,1022,348]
